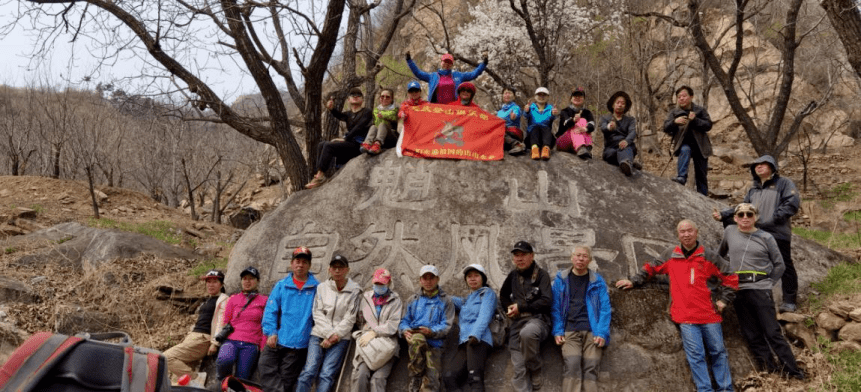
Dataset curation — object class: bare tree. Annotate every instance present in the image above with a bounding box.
[7,0,376,191]
[821,0,861,79]
[0,86,37,175]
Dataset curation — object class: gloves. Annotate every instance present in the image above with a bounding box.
[405,51,411,61]
[358,330,377,347]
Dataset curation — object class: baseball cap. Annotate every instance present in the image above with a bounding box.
[292,246,312,260]
[329,255,349,268]
[511,241,534,253]
[201,269,225,283]
[571,87,585,97]
[462,264,487,277]
[419,265,439,277]
[373,268,392,285]
[734,203,758,215]
[240,266,260,279]
[349,87,363,97]
[407,81,421,91]
[441,53,454,63]
[534,87,550,95]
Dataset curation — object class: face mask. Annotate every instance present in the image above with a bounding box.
[373,284,389,296]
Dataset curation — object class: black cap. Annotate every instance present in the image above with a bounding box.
[240,266,260,279]
[201,269,225,283]
[349,87,363,97]
[329,255,349,268]
[511,241,534,253]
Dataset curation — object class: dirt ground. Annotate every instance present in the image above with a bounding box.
[1,140,859,390]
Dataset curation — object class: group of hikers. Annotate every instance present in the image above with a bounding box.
[163,148,804,392]
[161,52,807,392]
[305,52,718,189]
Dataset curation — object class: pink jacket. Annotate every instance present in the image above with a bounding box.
[221,292,269,349]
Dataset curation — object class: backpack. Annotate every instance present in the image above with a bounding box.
[0,331,179,392]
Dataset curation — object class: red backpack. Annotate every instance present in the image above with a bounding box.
[0,332,176,392]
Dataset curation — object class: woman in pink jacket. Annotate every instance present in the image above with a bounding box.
[216,266,268,381]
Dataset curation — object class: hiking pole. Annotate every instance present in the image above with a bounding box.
[659,113,691,178]
[335,340,354,392]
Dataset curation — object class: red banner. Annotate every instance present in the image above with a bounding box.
[398,103,505,161]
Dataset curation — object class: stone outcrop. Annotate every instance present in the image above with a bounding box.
[228,151,852,390]
[2,222,198,271]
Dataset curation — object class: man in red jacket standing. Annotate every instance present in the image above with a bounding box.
[617,220,738,392]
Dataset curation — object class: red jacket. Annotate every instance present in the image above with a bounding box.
[643,245,738,324]
[398,98,427,118]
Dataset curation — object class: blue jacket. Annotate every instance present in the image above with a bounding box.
[398,288,456,348]
[551,269,611,343]
[497,102,522,129]
[524,103,556,134]
[407,59,487,103]
[261,273,319,349]
[454,287,497,346]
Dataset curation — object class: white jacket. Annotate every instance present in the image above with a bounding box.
[310,278,362,340]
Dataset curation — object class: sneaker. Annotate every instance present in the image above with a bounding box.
[672,177,686,185]
[576,146,591,159]
[620,161,633,176]
[369,141,382,155]
[360,142,371,154]
[531,369,543,390]
[779,303,798,313]
[510,142,526,155]
[304,173,327,189]
[531,145,540,160]
[541,146,551,160]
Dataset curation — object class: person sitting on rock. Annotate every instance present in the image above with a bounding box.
[406,52,488,104]
[556,87,595,159]
[305,88,373,189]
[524,87,559,160]
[450,82,479,107]
[350,268,403,392]
[617,220,737,392]
[443,264,497,392]
[599,91,638,176]
[296,255,362,392]
[399,265,456,392]
[216,266,268,382]
[362,88,399,156]
[551,246,611,392]
[496,86,526,155]
[163,269,229,380]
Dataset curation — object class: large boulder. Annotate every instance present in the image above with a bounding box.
[228,151,851,391]
[4,222,198,271]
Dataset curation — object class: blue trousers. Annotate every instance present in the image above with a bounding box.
[295,336,351,392]
[679,323,732,392]
[216,340,260,381]
[677,143,709,195]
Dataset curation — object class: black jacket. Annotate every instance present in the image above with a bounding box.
[662,103,713,157]
[556,106,595,137]
[330,107,373,144]
[499,262,552,321]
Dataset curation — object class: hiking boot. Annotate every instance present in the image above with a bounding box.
[510,142,526,155]
[620,161,633,177]
[531,369,543,390]
[576,146,592,160]
[541,146,551,160]
[369,141,382,155]
[531,145,540,160]
[304,173,327,189]
[672,177,686,185]
[360,142,371,154]
[633,161,643,171]
[779,303,797,313]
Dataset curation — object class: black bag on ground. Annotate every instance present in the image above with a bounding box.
[0,331,172,392]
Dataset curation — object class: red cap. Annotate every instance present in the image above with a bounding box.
[441,53,454,63]
[292,246,312,259]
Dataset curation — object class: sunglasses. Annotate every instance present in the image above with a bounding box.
[735,212,755,218]
[380,95,392,99]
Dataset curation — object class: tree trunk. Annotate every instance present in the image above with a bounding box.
[181,158,198,221]
[821,0,861,79]
[51,143,61,178]
[85,166,100,219]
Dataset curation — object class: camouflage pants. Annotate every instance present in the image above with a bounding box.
[407,334,442,392]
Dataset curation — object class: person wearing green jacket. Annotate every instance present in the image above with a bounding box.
[362,88,399,155]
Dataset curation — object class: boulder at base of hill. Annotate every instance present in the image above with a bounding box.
[228,150,852,391]
[4,222,198,271]
[0,277,37,304]
[54,305,121,335]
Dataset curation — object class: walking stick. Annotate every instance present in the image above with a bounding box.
[659,113,691,178]
[335,340,355,392]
